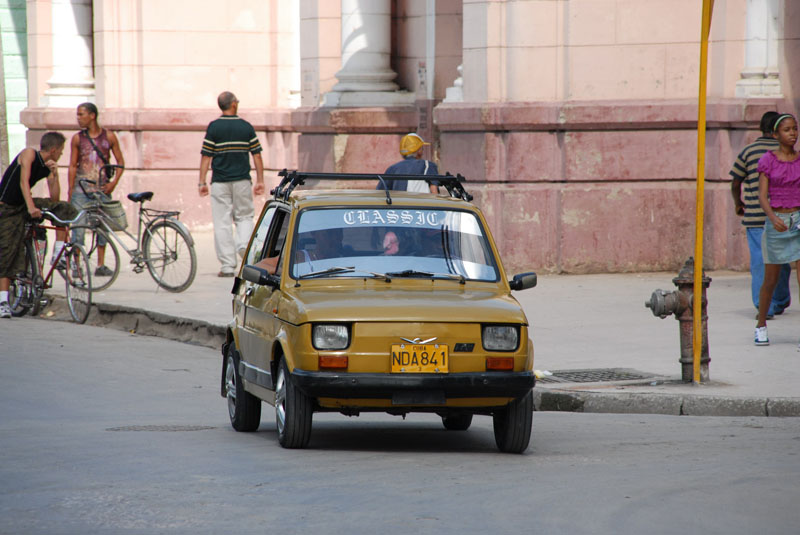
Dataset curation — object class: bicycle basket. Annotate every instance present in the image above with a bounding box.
[100,200,128,231]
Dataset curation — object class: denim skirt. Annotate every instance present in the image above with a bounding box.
[762,210,800,264]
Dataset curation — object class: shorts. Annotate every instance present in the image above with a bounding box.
[71,188,110,247]
[762,210,800,265]
[0,199,78,279]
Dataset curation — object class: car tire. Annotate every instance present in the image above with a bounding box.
[492,390,533,453]
[275,358,313,449]
[442,413,473,431]
[225,344,261,432]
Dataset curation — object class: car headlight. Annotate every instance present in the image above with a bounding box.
[482,325,519,351]
[312,324,350,350]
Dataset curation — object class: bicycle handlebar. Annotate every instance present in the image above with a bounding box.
[39,209,88,226]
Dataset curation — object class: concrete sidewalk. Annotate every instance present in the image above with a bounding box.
[43,230,800,417]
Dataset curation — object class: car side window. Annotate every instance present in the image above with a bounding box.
[261,209,291,273]
[268,211,290,258]
[245,206,277,266]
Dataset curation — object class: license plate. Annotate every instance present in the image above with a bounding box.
[391,344,448,373]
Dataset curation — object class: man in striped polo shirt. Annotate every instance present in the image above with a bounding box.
[730,111,791,318]
[199,91,265,277]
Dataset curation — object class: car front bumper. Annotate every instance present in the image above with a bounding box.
[291,369,535,401]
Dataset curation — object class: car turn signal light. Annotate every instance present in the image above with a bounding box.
[319,355,348,370]
[486,357,514,371]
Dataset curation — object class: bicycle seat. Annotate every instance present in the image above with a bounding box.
[128,192,154,203]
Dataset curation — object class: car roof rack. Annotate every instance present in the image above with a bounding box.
[270,169,473,205]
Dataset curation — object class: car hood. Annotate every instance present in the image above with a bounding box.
[277,283,528,325]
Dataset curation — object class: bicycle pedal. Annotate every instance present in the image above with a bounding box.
[133,265,144,274]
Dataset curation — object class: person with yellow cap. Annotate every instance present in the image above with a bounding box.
[377,133,439,193]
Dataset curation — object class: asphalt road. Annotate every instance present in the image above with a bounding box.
[1,319,798,535]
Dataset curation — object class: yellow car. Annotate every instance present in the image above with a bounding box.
[221,171,538,453]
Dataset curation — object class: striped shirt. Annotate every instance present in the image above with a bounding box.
[201,115,262,183]
[729,136,779,227]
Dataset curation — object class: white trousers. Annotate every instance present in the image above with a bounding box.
[210,180,255,273]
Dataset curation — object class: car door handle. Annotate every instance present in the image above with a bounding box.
[245,286,254,296]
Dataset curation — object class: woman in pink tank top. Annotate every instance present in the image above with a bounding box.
[754,113,800,346]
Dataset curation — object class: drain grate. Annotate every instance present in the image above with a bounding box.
[106,425,216,432]
[537,368,654,384]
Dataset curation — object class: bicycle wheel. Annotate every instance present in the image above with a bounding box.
[142,219,197,292]
[8,278,30,317]
[73,225,120,291]
[64,244,92,324]
[9,241,43,317]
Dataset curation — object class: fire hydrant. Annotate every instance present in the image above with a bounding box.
[644,257,711,383]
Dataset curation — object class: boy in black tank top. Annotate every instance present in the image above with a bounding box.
[0,132,77,318]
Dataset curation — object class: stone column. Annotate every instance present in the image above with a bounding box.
[323,0,414,107]
[42,0,95,106]
[443,64,464,102]
[735,0,781,97]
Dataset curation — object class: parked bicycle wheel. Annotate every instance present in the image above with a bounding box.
[142,219,197,292]
[64,244,92,323]
[10,241,43,317]
[72,225,120,291]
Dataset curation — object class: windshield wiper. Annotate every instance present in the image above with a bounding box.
[297,266,392,282]
[386,269,466,284]
[357,270,392,282]
[297,266,355,279]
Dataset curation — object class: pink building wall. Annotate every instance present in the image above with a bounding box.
[19,0,800,274]
[25,98,792,274]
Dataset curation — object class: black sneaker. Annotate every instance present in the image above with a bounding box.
[95,265,113,276]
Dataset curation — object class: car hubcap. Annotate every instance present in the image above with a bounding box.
[275,367,286,435]
[225,355,237,419]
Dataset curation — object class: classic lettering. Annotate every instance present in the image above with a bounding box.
[342,210,441,228]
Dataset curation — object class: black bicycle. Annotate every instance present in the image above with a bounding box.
[10,209,92,323]
[71,166,197,292]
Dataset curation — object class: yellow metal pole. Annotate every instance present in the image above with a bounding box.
[694,0,714,384]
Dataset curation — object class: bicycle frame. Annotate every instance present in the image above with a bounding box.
[85,203,179,262]
[75,174,197,293]
[77,177,182,262]
[31,221,70,290]
[11,209,92,322]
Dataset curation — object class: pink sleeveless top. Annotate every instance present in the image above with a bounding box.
[757,151,800,208]
[75,129,112,192]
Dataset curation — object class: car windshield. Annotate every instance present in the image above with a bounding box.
[290,207,499,282]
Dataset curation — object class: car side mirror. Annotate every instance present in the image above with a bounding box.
[242,264,280,289]
[509,272,537,291]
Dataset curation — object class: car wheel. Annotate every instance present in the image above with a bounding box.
[442,413,473,431]
[492,390,533,453]
[275,358,313,449]
[225,344,261,432]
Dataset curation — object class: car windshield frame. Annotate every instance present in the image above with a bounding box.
[288,206,501,282]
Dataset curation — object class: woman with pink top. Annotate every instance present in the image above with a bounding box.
[755,113,800,346]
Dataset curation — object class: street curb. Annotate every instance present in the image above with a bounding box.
[45,296,225,350]
[41,295,800,418]
[534,389,800,417]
